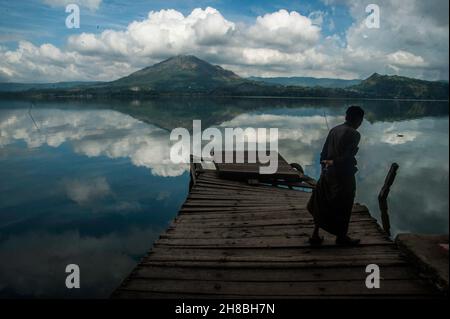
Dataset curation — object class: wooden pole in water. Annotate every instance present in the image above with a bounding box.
[189,154,204,192]
[189,155,196,192]
[378,163,399,236]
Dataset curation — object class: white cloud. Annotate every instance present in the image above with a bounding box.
[0,41,132,82]
[190,8,236,45]
[0,3,448,81]
[387,50,427,68]
[339,0,449,79]
[246,9,321,51]
[68,7,235,58]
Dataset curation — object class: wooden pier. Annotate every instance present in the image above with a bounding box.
[113,153,438,298]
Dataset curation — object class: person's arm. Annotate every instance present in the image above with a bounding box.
[320,134,330,163]
[333,130,360,169]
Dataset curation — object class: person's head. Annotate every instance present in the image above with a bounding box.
[345,106,364,129]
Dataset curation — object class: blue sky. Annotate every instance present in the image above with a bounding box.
[0,0,352,48]
[0,0,448,82]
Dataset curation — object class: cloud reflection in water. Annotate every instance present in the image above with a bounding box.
[0,109,188,177]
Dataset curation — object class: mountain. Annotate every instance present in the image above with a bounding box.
[351,73,449,100]
[0,56,448,100]
[108,55,247,92]
[248,76,361,88]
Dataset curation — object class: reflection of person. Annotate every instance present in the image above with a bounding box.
[307,106,365,246]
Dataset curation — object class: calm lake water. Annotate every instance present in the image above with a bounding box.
[0,98,448,298]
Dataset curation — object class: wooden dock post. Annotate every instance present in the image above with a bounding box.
[189,155,204,191]
[378,163,399,237]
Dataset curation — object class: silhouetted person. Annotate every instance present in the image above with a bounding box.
[307,106,364,246]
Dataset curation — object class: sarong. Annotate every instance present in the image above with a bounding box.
[307,166,356,237]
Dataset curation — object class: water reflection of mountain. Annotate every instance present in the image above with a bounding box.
[1,98,448,131]
[102,98,450,130]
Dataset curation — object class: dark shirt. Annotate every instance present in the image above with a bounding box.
[320,122,361,176]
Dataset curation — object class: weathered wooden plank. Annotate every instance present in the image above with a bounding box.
[145,247,402,262]
[154,235,392,248]
[180,206,304,212]
[176,215,375,226]
[178,210,373,222]
[175,214,311,225]
[131,264,417,282]
[174,215,371,225]
[194,180,303,193]
[162,228,388,240]
[192,184,295,195]
[138,259,407,269]
[179,205,369,214]
[149,245,400,257]
[169,224,381,235]
[196,177,279,187]
[170,219,377,230]
[195,181,303,193]
[177,209,371,219]
[171,218,378,230]
[189,187,307,194]
[191,182,310,192]
[113,290,434,299]
[186,195,310,202]
[175,214,372,224]
[183,201,308,207]
[149,244,399,256]
[179,209,306,216]
[119,278,435,296]
[144,254,403,264]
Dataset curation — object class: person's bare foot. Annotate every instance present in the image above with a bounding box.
[336,236,360,246]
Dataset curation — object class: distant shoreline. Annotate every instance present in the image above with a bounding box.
[217,95,450,102]
[0,93,448,103]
